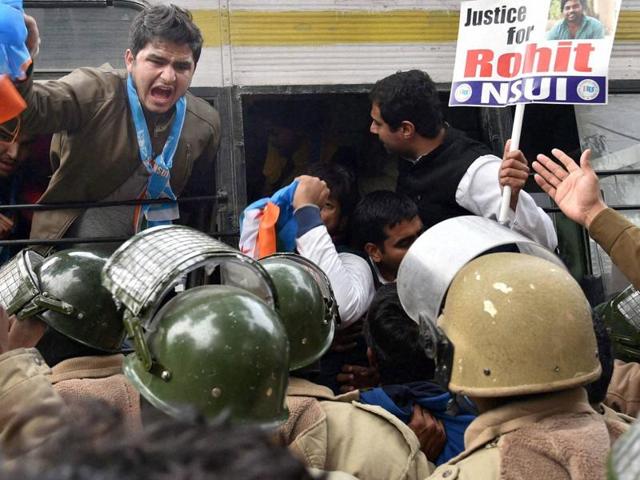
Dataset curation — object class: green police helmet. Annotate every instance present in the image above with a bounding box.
[259,253,338,371]
[597,285,640,363]
[124,285,289,427]
[20,246,125,352]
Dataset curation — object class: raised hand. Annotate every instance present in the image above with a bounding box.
[292,175,330,209]
[500,139,530,211]
[408,405,446,463]
[532,148,607,228]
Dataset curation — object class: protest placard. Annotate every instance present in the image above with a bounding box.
[449,0,622,107]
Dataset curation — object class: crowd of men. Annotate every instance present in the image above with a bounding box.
[1,3,640,479]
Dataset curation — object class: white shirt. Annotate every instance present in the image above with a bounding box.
[296,225,375,329]
[456,154,558,250]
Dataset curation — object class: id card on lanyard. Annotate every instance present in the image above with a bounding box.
[127,75,186,228]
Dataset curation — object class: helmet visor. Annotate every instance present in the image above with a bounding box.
[0,250,44,315]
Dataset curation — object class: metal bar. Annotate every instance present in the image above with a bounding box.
[595,170,640,177]
[545,205,640,213]
[0,231,241,247]
[25,0,108,6]
[0,194,227,212]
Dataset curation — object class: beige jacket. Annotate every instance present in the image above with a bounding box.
[15,65,220,248]
[427,388,626,480]
[606,359,640,418]
[0,348,66,460]
[280,377,433,480]
[50,354,142,433]
[589,207,640,290]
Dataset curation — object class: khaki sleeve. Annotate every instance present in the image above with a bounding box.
[588,208,640,290]
[606,359,640,418]
[0,348,67,460]
[14,66,109,135]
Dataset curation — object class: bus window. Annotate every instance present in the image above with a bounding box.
[576,93,640,297]
[25,1,144,78]
[241,90,487,203]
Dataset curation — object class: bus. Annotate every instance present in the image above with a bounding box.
[6,0,640,301]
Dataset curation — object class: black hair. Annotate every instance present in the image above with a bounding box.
[561,0,587,9]
[585,309,614,405]
[6,399,317,480]
[369,70,444,138]
[364,284,435,385]
[129,4,203,63]
[351,190,419,251]
[307,160,359,219]
[36,325,111,367]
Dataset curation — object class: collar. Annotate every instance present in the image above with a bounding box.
[144,108,177,136]
[50,354,124,383]
[287,376,360,403]
[368,257,395,285]
[462,388,596,457]
[287,376,337,400]
[405,125,451,166]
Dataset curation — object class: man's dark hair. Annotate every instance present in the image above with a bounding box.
[561,0,587,9]
[364,284,435,385]
[585,309,614,405]
[35,326,111,368]
[7,399,316,480]
[369,70,444,138]
[307,160,359,219]
[129,4,203,63]
[351,190,418,251]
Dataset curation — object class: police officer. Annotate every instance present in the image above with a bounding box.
[0,246,140,429]
[262,253,433,479]
[424,253,627,479]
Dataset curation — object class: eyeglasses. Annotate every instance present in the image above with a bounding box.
[0,119,20,144]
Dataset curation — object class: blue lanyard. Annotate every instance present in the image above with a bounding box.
[126,75,186,227]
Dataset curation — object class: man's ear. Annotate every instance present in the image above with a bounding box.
[364,242,383,263]
[124,49,135,73]
[367,346,378,369]
[400,120,416,139]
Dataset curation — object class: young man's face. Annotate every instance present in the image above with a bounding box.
[0,139,19,178]
[368,215,423,280]
[320,196,342,238]
[563,0,584,24]
[125,39,196,114]
[370,103,409,156]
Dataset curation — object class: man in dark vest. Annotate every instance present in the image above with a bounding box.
[369,70,556,250]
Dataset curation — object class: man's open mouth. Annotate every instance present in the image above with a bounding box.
[151,86,173,100]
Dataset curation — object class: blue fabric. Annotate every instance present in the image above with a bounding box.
[294,205,323,237]
[0,0,31,81]
[126,75,186,227]
[241,180,299,252]
[360,382,476,465]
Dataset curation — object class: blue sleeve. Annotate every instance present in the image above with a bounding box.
[294,205,323,238]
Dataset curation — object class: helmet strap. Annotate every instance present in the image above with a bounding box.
[124,311,154,372]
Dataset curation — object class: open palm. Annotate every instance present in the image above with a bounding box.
[533,148,606,227]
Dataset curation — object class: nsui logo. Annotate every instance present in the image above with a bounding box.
[576,79,600,101]
[454,83,473,103]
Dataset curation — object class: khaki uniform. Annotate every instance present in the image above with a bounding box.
[606,359,640,418]
[50,354,142,433]
[427,388,627,480]
[14,65,220,248]
[589,208,640,290]
[0,348,66,460]
[280,377,433,480]
[598,403,635,425]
